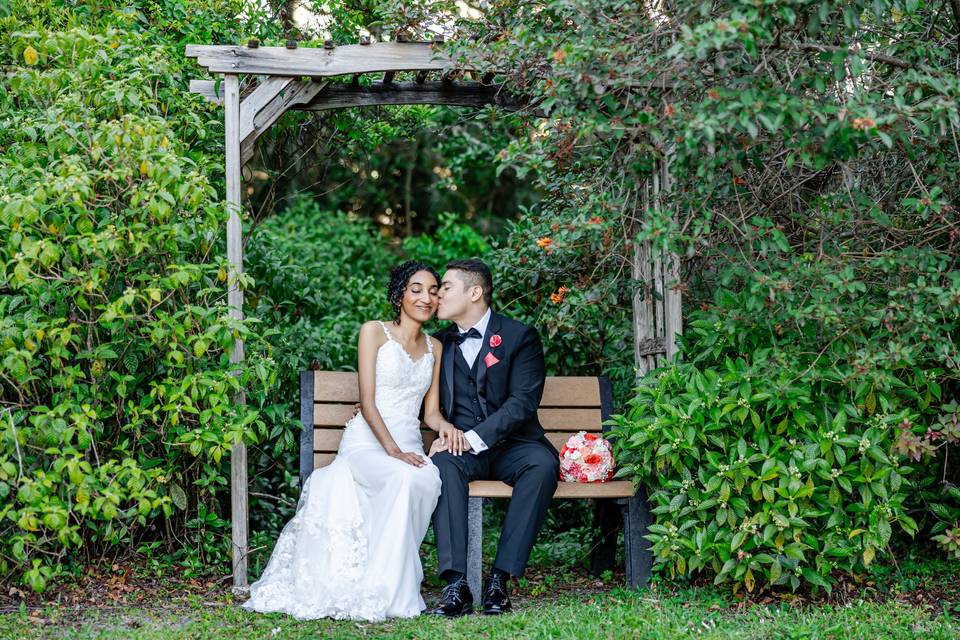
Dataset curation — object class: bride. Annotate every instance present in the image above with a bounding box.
[243,260,467,621]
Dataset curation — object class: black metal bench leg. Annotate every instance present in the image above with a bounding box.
[590,498,621,577]
[621,488,653,588]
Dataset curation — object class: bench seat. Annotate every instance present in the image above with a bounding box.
[468,479,636,498]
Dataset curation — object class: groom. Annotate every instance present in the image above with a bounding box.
[430,258,559,616]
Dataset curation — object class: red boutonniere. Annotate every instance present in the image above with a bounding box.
[489,334,502,348]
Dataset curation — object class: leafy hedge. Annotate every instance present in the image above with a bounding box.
[610,255,960,593]
[0,4,281,591]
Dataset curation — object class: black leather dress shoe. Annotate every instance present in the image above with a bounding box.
[430,578,474,617]
[481,573,511,615]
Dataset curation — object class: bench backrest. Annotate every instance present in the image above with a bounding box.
[299,370,614,485]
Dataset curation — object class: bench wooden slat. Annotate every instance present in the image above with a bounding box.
[313,371,361,402]
[313,403,358,427]
[537,408,602,430]
[313,429,343,452]
[540,377,601,407]
[469,480,634,498]
[313,372,602,408]
[547,432,575,449]
[313,452,336,468]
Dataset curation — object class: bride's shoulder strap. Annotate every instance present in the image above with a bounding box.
[425,332,434,354]
[376,320,393,341]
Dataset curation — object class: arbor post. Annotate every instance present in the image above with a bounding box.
[632,155,681,376]
[224,73,249,594]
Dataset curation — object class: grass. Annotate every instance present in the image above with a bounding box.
[2,580,958,640]
[3,522,958,640]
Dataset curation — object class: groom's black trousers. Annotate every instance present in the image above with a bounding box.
[431,440,559,578]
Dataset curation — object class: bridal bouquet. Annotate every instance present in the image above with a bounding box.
[559,431,615,483]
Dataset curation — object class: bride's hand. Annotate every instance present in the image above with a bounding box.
[428,436,448,457]
[388,448,427,467]
[438,425,466,456]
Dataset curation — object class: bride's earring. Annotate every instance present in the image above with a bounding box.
[393,300,401,322]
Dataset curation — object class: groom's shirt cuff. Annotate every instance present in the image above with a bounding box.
[464,429,488,455]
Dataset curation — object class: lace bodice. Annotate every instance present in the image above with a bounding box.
[372,321,434,419]
[339,322,434,453]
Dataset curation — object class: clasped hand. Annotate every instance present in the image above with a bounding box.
[430,425,468,457]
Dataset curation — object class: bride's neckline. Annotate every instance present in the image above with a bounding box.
[378,321,432,365]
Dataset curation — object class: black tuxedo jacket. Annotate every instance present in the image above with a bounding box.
[435,311,552,451]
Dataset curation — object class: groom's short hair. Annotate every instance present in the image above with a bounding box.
[446,258,493,307]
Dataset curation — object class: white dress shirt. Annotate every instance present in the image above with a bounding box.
[455,308,491,454]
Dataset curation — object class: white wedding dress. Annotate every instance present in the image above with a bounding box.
[243,322,442,621]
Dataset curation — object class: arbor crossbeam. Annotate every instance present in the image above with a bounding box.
[185,42,462,77]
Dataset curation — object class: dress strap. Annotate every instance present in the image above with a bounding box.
[425,332,433,355]
[377,321,393,341]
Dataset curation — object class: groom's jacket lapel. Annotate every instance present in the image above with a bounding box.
[440,326,456,417]
[475,311,503,417]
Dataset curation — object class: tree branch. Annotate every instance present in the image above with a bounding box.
[772,41,916,71]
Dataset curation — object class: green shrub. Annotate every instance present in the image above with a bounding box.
[610,256,960,593]
[611,359,918,594]
[488,212,636,394]
[401,211,491,271]
[0,6,279,591]
[244,199,396,453]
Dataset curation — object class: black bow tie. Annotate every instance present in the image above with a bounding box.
[453,328,482,345]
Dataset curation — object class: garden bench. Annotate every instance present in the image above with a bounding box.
[299,370,652,603]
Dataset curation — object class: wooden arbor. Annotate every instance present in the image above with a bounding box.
[185,38,682,593]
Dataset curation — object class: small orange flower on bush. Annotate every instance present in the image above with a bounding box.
[587,216,604,224]
[537,237,554,249]
[550,286,571,304]
[852,117,876,130]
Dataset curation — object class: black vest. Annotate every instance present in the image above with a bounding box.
[448,348,486,429]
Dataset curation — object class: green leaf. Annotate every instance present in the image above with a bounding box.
[170,483,187,511]
[877,518,892,547]
[801,567,831,591]
[769,560,782,584]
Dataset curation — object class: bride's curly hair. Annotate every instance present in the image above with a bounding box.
[387,260,440,323]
